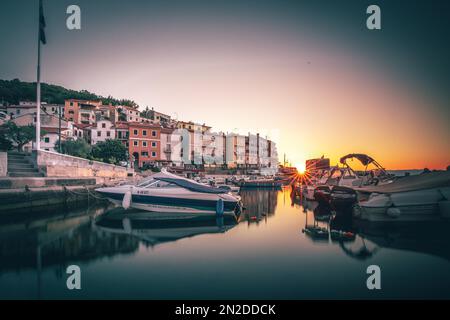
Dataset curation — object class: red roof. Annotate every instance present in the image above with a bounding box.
[127,122,161,129]
[73,123,91,129]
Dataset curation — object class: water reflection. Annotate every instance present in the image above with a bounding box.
[0,188,449,299]
[95,208,237,247]
[295,187,450,262]
[239,189,278,224]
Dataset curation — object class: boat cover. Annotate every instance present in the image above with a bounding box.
[356,171,450,194]
[152,171,228,194]
[340,154,375,166]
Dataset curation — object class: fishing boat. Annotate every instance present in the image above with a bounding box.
[96,170,242,215]
[353,171,450,222]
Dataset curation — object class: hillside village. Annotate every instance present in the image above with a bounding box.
[0,99,279,174]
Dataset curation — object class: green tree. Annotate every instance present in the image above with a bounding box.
[0,131,13,151]
[0,121,45,151]
[91,139,128,164]
[59,139,92,158]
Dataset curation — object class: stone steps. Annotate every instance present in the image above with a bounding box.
[8,172,44,177]
[7,152,42,177]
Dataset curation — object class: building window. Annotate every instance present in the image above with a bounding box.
[125,142,129,147]
[118,132,122,139]
[107,131,111,137]
[142,130,147,136]
[102,123,106,128]
[141,151,148,156]
[133,140,138,147]
[143,141,147,147]
[44,137,50,143]
[133,129,138,135]
[70,102,73,106]
[151,142,157,148]
[152,130,156,137]
[97,131,101,137]
[68,110,74,114]
[151,152,156,157]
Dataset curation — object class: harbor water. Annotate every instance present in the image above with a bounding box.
[0,188,449,299]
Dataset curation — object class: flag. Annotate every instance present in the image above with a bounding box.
[39,0,46,45]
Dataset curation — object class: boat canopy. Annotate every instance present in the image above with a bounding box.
[151,170,228,194]
[340,154,375,166]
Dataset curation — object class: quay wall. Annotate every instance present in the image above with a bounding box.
[0,152,6,177]
[34,150,129,182]
[0,185,106,214]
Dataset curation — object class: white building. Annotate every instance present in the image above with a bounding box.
[226,134,246,167]
[246,133,258,166]
[11,113,70,152]
[202,131,226,166]
[258,135,270,167]
[90,119,115,145]
[120,105,141,122]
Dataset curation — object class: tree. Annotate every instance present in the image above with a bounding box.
[0,132,13,151]
[91,139,128,164]
[0,121,44,151]
[59,139,92,158]
[117,108,127,121]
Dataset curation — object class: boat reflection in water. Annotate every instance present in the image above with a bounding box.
[238,189,278,224]
[299,195,450,262]
[95,208,238,247]
[0,188,449,299]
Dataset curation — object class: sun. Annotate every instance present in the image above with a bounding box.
[296,162,306,174]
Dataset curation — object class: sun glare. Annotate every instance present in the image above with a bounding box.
[296,163,306,174]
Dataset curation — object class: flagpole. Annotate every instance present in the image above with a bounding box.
[35,0,42,150]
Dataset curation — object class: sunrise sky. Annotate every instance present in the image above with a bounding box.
[1,0,449,169]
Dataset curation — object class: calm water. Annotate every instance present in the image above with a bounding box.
[1,188,449,299]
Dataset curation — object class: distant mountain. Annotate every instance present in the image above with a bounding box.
[0,79,139,108]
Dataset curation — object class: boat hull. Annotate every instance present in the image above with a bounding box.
[353,187,450,222]
[97,189,240,215]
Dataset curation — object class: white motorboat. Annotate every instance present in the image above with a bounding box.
[96,170,242,215]
[353,171,450,222]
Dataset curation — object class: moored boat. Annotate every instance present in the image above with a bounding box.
[96,170,242,216]
[353,171,450,222]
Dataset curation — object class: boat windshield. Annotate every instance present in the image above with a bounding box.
[137,177,155,187]
[137,179,178,189]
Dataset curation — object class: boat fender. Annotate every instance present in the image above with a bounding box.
[122,188,132,209]
[386,207,401,218]
[216,198,224,216]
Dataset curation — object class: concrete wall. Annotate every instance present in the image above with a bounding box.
[0,152,6,177]
[35,150,128,180]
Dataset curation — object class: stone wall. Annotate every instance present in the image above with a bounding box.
[34,150,129,181]
[0,152,6,177]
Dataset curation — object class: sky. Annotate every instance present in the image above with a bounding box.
[0,0,449,169]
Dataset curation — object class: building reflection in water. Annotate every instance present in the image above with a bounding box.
[238,189,279,225]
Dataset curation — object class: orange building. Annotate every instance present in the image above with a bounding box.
[64,99,102,124]
[127,122,161,168]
